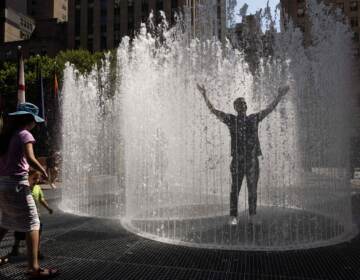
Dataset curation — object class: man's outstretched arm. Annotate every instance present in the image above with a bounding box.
[197,84,229,122]
[258,85,290,121]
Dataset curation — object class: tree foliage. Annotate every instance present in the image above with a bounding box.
[0,49,106,112]
[0,49,108,154]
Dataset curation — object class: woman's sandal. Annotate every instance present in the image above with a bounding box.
[0,256,9,266]
[27,268,59,279]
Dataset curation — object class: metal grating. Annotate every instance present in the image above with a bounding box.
[0,195,359,279]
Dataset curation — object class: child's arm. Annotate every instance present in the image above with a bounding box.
[40,198,53,214]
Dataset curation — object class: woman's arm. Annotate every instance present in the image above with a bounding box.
[24,142,49,180]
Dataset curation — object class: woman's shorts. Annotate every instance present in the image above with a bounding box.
[0,177,40,232]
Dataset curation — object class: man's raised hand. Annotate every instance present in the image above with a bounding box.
[278,84,290,98]
[197,84,206,96]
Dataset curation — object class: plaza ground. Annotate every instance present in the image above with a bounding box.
[0,187,360,280]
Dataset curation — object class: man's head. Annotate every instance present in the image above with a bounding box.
[233,97,247,115]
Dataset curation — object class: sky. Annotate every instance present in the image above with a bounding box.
[236,0,280,16]
[235,0,280,28]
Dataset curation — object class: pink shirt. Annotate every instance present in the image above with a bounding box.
[0,129,35,176]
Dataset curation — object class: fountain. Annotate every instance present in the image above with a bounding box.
[60,56,124,218]
[61,1,357,250]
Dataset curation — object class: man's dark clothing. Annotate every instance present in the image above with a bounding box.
[216,112,263,216]
[230,156,259,216]
[220,113,262,159]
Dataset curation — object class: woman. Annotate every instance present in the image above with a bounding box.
[0,102,59,279]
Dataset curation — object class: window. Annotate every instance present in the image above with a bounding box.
[351,1,358,11]
[114,31,121,46]
[75,8,81,36]
[353,32,359,42]
[297,8,305,17]
[114,6,121,16]
[101,0,107,27]
[114,3,121,32]
[171,0,178,10]
[128,0,134,12]
[75,39,80,49]
[88,7,93,35]
[156,0,163,12]
[171,0,178,23]
[101,0,107,21]
[296,0,305,8]
[87,38,93,52]
[128,0,135,34]
[101,36,107,50]
[351,16,359,27]
[336,3,344,11]
[128,18,134,34]
[156,0,163,22]
[142,0,149,22]
[217,2,222,20]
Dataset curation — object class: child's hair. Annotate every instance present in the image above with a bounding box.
[0,114,35,156]
[29,169,42,185]
[29,169,41,178]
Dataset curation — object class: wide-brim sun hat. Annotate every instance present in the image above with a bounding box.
[8,102,44,123]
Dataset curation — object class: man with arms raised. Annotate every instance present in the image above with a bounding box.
[197,84,289,225]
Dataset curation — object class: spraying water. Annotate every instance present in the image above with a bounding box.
[61,1,357,250]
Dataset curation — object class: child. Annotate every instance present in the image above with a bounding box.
[0,102,59,279]
[46,151,59,189]
[10,170,54,259]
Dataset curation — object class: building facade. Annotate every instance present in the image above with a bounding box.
[0,0,35,43]
[0,19,67,61]
[27,0,68,22]
[67,0,226,52]
[186,0,227,43]
[281,0,360,54]
[0,0,68,61]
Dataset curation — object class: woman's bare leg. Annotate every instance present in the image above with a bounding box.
[0,227,8,241]
[25,230,40,271]
[0,227,9,264]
